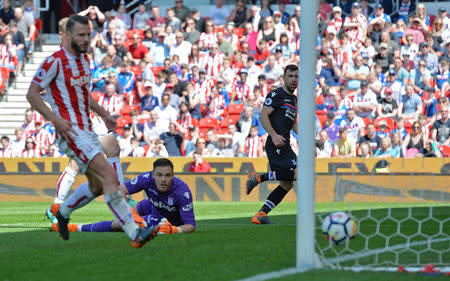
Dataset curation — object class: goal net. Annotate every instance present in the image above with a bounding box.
[314,168,450,273]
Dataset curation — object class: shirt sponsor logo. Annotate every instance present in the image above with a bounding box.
[70,75,91,87]
[265,98,272,106]
[36,69,46,80]
[131,177,138,185]
[182,202,193,212]
[285,109,296,121]
[149,197,176,212]
[168,196,174,205]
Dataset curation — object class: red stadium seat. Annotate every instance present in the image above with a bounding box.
[228,103,244,115]
[219,116,235,128]
[228,114,241,124]
[439,145,450,157]
[116,117,129,128]
[120,104,131,116]
[91,91,103,102]
[126,29,144,40]
[234,28,245,38]
[198,117,219,129]
[362,117,372,126]
[129,104,141,113]
[129,65,142,77]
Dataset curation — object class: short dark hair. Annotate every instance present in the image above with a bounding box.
[284,64,299,76]
[66,15,89,33]
[153,158,174,171]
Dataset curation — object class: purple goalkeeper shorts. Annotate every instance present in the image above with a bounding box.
[136,199,164,227]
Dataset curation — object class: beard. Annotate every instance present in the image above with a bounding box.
[71,40,88,54]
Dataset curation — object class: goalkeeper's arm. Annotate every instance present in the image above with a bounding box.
[158,219,196,234]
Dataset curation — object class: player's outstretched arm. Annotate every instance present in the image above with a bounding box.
[27,83,77,143]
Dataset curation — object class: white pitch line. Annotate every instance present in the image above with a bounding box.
[234,267,300,281]
[327,237,450,264]
[236,238,450,281]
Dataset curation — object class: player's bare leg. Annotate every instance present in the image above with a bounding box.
[52,154,157,246]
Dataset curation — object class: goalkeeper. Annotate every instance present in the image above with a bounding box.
[52,158,196,234]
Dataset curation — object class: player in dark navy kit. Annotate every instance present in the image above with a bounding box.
[246,64,299,224]
[52,158,196,234]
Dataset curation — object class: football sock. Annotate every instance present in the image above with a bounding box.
[80,221,113,232]
[107,157,124,185]
[54,166,78,203]
[104,191,139,240]
[260,185,288,214]
[260,171,276,182]
[59,182,96,219]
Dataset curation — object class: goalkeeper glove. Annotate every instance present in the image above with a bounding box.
[157,218,182,234]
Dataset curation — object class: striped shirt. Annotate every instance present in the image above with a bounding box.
[32,47,93,133]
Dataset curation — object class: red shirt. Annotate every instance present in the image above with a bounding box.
[254,49,271,63]
[127,43,149,60]
[188,161,211,173]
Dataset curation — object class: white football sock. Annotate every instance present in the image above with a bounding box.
[54,166,78,203]
[107,157,124,185]
[104,191,139,240]
[59,182,96,219]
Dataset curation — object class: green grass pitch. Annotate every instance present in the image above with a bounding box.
[0,201,448,281]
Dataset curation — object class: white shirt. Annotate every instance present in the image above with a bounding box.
[157,105,178,122]
[342,116,366,143]
[209,5,230,26]
[170,40,192,65]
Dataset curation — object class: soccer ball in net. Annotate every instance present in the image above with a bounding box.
[322,212,357,246]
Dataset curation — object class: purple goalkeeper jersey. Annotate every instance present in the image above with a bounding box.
[125,172,196,227]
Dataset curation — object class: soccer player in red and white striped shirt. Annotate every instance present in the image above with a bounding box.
[245,126,263,158]
[31,121,54,155]
[26,15,153,246]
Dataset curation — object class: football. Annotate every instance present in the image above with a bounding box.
[322,211,357,246]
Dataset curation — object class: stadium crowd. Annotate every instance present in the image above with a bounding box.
[0,0,449,159]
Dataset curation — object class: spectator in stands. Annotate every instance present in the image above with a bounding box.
[333,127,356,158]
[358,141,373,158]
[198,19,217,52]
[14,7,34,55]
[254,39,271,65]
[124,137,145,157]
[183,18,200,45]
[230,69,250,104]
[170,31,192,65]
[143,110,169,144]
[79,5,105,33]
[415,42,439,75]
[353,80,378,119]
[323,111,340,142]
[187,137,211,157]
[217,30,232,58]
[31,120,54,156]
[392,57,409,85]
[315,130,333,158]
[127,33,150,66]
[133,3,149,30]
[422,86,438,118]
[0,136,13,158]
[345,54,370,91]
[159,121,184,156]
[410,58,431,93]
[398,84,422,120]
[139,81,159,115]
[244,125,263,158]
[358,123,381,153]
[404,17,425,46]
[401,34,419,61]
[8,20,25,77]
[117,4,131,30]
[341,108,365,144]
[188,151,211,172]
[213,135,234,157]
[206,85,225,119]
[422,139,443,158]
[0,0,15,25]
[373,43,394,73]
[432,107,450,146]
[391,132,403,156]
[21,109,35,138]
[369,3,391,26]
[329,92,349,123]
[102,17,125,45]
[343,2,368,48]
[376,119,390,139]
[98,83,123,118]
[22,137,40,158]
[261,55,283,83]
[319,53,341,89]
[402,121,427,158]
[257,16,279,53]
[92,57,118,91]
[172,0,189,22]
[166,7,181,32]
[396,0,416,23]
[104,44,123,68]
[209,0,229,27]
[45,144,63,158]
[236,106,254,137]
[90,32,108,65]
[273,11,285,35]
[424,33,441,57]
[158,93,178,123]
[148,31,169,67]
[117,125,133,157]
[101,70,123,96]
[227,0,250,28]
[377,87,398,118]
[10,128,24,157]
[146,5,165,34]
[0,31,17,80]
[165,83,182,109]
[228,123,245,157]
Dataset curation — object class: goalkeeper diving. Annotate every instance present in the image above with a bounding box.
[52,158,196,235]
